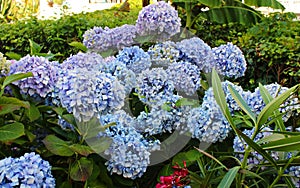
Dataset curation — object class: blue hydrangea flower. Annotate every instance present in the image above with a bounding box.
[58,116,75,131]
[98,111,160,179]
[116,46,151,74]
[0,152,55,187]
[136,94,189,135]
[83,24,137,53]
[57,68,125,122]
[287,166,300,187]
[0,52,10,77]
[167,61,201,96]
[233,127,279,168]
[61,52,104,71]
[135,68,174,106]
[147,41,180,67]
[212,42,247,79]
[135,1,181,41]
[176,37,215,72]
[8,55,59,98]
[246,83,300,122]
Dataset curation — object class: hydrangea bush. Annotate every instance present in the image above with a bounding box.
[0,1,299,187]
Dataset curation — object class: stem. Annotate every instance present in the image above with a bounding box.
[185,2,192,29]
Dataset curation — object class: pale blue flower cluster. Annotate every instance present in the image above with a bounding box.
[135,1,181,41]
[147,41,180,67]
[233,127,279,168]
[98,111,160,179]
[135,68,174,105]
[83,24,137,53]
[0,52,10,77]
[57,69,125,122]
[0,152,55,187]
[167,61,201,96]
[212,42,247,79]
[176,37,215,72]
[8,55,59,98]
[61,52,104,71]
[246,83,300,121]
[116,46,151,74]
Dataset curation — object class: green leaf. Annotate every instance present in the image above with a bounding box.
[69,41,87,52]
[175,98,199,107]
[25,102,40,122]
[257,84,299,126]
[262,135,300,151]
[5,52,21,60]
[157,164,173,182]
[228,84,256,123]
[244,0,285,10]
[258,83,285,131]
[70,157,93,182]
[29,39,42,55]
[42,135,74,156]
[217,166,240,188]
[69,144,95,156]
[2,72,33,89]
[0,96,30,115]
[0,122,25,142]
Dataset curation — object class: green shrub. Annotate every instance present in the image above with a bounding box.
[0,6,140,61]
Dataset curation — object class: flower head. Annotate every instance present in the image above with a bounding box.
[136,1,181,41]
[212,42,247,79]
[8,55,59,98]
[0,152,55,187]
[0,52,11,77]
[61,52,104,71]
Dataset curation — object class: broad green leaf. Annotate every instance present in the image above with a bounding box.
[229,85,256,123]
[29,39,42,55]
[258,83,285,131]
[257,84,299,126]
[257,133,285,144]
[5,52,21,60]
[87,162,100,181]
[42,135,74,156]
[68,41,87,52]
[0,122,25,142]
[237,129,278,168]
[262,135,300,151]
[198,0,222,7]
[244,0,285,10]
[199,6,262,26]
[2,72,33,89]
[69,144,95,156]
[25,102,40,122]
[70,157,93,182]
[217,166,240,188]
[0,96,30,115]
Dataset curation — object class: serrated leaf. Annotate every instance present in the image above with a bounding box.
[70,157,93,182]
[217,166,240,188]
[69,144,94,156]
[0,122,25,142]
[25,102,40,122]
[42,135,74,156]
[0,96,30,115]
[68,41,87,52]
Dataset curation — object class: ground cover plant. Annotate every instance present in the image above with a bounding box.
[0,1,299,187]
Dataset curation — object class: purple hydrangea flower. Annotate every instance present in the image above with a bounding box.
[212,42,247,79]
[176,37,215,72]
[8,55,59,98]
[0,152,55,187]
[136,1,181,41]
[116,46,151,74]
[135,68,174,106]
[98,111,160,179]
[83,24,137,53]
[57,68,125,122]
[61,52,104,71]
[167,61,201,96]
[147,41,180,67]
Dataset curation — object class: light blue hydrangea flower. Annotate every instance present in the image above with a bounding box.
[233,127,279,168]
[57,68,125,122]
[0,52,10,77]
[61,52,104,71]
[246,83,300,122]
[8,55,59,98]
[167,61,201,96]
[135,68,174,106]
[147,41,180,67]
[0,152,55,187]
[116,46,151,74]
[135,1,181,41]
[98,111,160,179]
[176,37,215,72]
[212,42,247,79]
[83,24,137,53]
